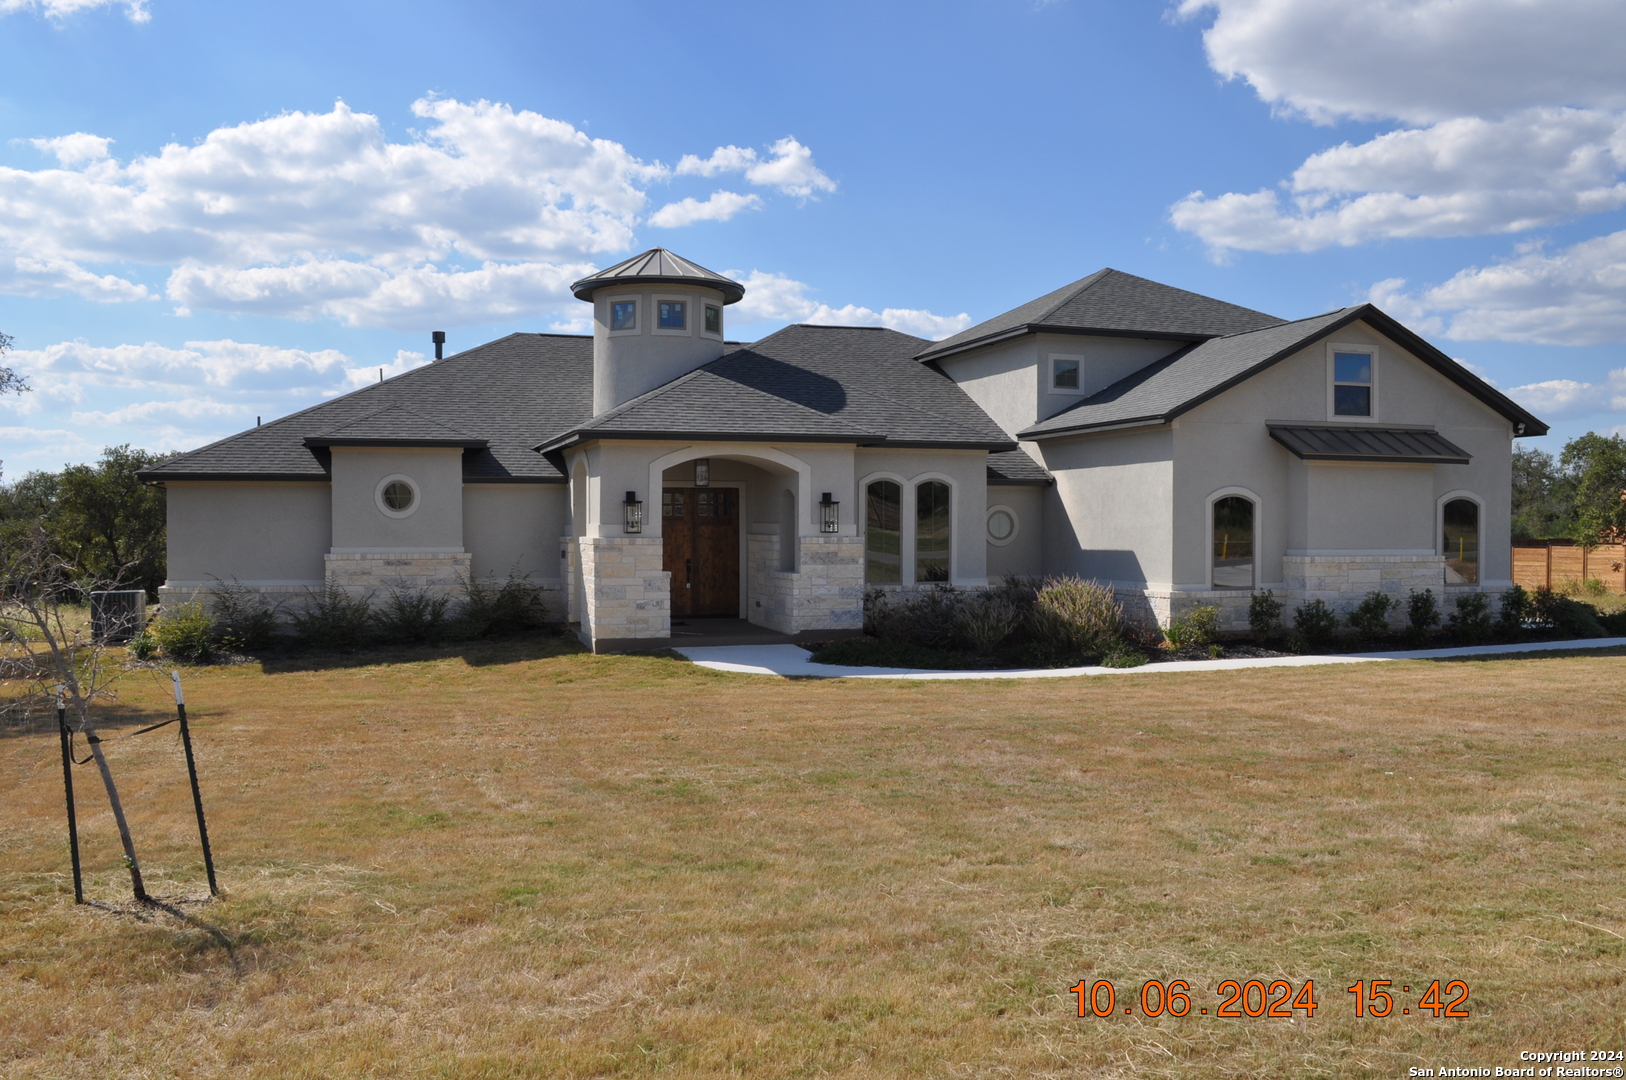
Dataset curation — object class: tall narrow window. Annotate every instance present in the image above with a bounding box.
[1444,499,1479,584]
[1212,496,1254,589]
[916,481,951,582]
[865,481,902,584]
[1333,351,1373,416]
[704,304,721,334]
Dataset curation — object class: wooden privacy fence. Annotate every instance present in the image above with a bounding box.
[1511,541,1626,593]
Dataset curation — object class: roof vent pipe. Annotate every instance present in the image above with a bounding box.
[432,330,446,361]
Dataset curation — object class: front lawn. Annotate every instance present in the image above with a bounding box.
[3,642,1624,1077]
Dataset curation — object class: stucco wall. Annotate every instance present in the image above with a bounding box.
[165,480,330,585]
[591,285,729,413]
[985,484,1046,580]
[1172,317,1517,588]
[936,333,1182,437]
[463,482,567,591]
[854,447,989,586]
[329,446,465,551]
[1035,426,1174,586]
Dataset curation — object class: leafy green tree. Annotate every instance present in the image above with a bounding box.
[53,445,171,597]
[1559,433,1626,547]
[1510,444,1574,540]
[0,330,25,398]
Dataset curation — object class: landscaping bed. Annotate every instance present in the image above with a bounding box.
[806,578,1626,671]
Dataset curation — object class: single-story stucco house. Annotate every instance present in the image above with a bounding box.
[141,248,1547,650]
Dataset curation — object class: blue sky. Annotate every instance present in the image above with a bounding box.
[3,0,1625,473]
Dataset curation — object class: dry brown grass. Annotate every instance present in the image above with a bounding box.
[3,641,1626,1078]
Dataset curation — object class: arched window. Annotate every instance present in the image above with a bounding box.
[1444,498,1479,584]
[1212,495,1254,589]
[865,480,902,584]
[916,481,952,583]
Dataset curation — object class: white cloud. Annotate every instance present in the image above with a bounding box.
[728,270,971,340]
[1176,0,1626,125]
[1503,370,1626,420]
[0,99,834,328]
[647,191,762,228]
[1368,230,1626,345]
[1,0,148,23]
[675,137,836,198]
[70,397,247,426]
[28,132,114,167]
[675,145,759,178]
[1171,108,1626,254]
[339,350,431,391]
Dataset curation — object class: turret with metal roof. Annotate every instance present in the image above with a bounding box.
[575,248,748,414]
[571,248,746,305]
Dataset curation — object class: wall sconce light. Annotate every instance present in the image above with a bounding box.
[623,490,643,534]
[694,458,710,487]
[819,491,839,533]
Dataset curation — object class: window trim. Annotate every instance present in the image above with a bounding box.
[1048,353,1086,396]
[1437,490,1483,585]
[1206,486,1261,591]
[1326,341,1378,422]
[986,504,1019,547]
[375,473,421,519]
[605,293,640,338]
[701,302,723,341]
[859,472,908,586]
[652,294,693,337]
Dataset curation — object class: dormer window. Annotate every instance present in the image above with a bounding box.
[704,304,721,335]
[1049,355,1084,394]
[611,300,637,331]
[1332,348,1374,417]
[658,300,687,330]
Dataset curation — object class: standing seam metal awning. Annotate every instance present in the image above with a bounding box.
[1267,424,1471,464]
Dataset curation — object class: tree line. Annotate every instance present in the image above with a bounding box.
[0,446,173,599]
[1513,433,1626,545]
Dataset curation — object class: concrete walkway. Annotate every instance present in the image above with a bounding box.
[672,637,1626,681]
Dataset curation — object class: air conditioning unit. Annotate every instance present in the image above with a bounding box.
[90,590,148,644]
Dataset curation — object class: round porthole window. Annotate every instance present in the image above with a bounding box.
[376,474,420,518]
[986,506,1018,546]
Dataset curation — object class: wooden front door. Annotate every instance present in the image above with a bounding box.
[662,487,740,617]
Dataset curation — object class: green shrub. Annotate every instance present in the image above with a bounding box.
[129,631,157,661]
[1447,592,1492,643]
[954,591,1022,654]
[1165,604,1220,649]
[1292,599,1338,643]
[809,637,978,670]
[1598,608,1626,636]
[1407,589,1441,636]
[290,584,375,650]
[208,577,280,651]
[1030,576,1123,660]
[1100,643,1147,668]
[1248,589,1284,640]
[1551,597,1608,639]
[151,600,215,663]
[1347,591,1397,637]
[1498,586,1528,632]
[1529,586,1560,628]
[375,585,451,645]
[452,572,550,639]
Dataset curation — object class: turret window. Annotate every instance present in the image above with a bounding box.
[704,304,721,335]
[611,300,636,331]
[658,300,687,330]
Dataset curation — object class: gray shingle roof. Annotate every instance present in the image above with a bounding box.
[540,325,1016,453]
[1018,304,1548,440]
[987,448,1051,485]
[1268,425,1472,464]
[305,405,486,447]
[915,268,1284,362]
[141,334,595,483]
[570,248,745,304]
